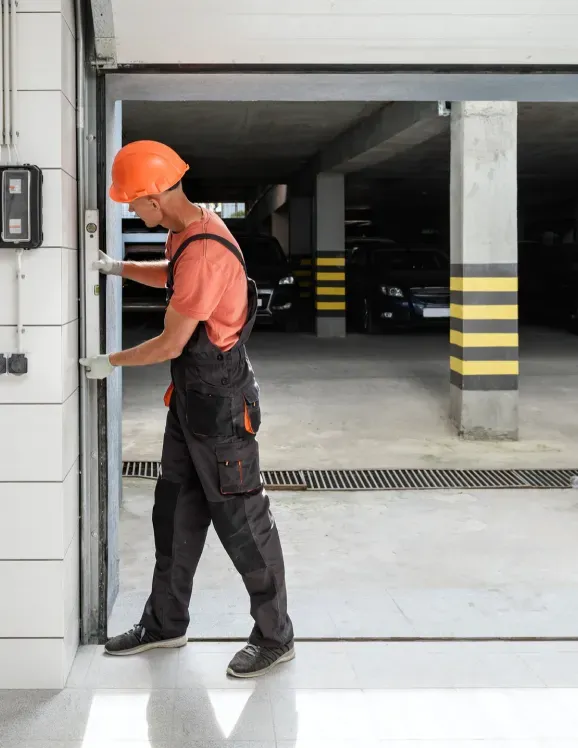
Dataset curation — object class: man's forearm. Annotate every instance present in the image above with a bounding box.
[122,260,169,288]
[109,333,181,367]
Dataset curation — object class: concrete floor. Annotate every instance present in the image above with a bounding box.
[123,324,578,469]
[109,480,578,639]
[113,323,578,640]
[6,640,578,745]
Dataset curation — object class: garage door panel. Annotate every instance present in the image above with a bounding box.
[111,0,578,66]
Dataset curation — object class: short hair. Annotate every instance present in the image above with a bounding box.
[166,180,182,193]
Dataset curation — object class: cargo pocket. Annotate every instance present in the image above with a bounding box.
[243,387,262,436]
[186,388,233,438]
[216,440,262,496]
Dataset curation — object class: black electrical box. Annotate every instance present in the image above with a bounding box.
[0,165,43,249]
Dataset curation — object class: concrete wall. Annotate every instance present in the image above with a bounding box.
[111,0,578,66]
[0,0,80,688]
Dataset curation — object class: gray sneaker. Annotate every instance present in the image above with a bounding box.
[227,643,295,678]
[104,624,187,656]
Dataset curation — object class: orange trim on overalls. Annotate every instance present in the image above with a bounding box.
[244,401,256,434]
[164,382,174,407]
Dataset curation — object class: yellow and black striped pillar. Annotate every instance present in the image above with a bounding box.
[294,257,313,300]
[316,253,346,337]
[449,263,518,438]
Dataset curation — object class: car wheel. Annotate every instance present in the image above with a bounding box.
[362,298,379,334]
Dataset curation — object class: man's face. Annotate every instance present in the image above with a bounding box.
[129,196,163,228]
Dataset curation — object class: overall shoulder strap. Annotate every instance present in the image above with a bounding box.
[170,232,246,272]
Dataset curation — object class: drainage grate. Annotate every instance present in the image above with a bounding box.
[303,468,578,491]
[123,460,160,479]
[123,463,578,491]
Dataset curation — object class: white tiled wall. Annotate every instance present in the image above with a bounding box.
[0,248,78,325]
[0,1,80,688]
[0,463,78,560]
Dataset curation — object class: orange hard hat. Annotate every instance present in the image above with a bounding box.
[109,140,189,203]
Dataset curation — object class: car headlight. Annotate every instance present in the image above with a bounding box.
[278,276,295,286]
[381,286,404,298]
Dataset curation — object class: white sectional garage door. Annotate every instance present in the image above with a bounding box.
[110,0,578,67]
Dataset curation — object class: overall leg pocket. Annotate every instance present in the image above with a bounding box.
[216,440,262,496]
[186,388,233,438]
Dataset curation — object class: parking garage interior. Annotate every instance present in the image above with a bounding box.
[108,96,578,640]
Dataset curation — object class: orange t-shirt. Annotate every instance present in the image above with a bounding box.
[166,208,248,352]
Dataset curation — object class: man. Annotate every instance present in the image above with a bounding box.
[80,140,294,677]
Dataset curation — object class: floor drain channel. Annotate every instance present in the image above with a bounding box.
[123,463,578,491]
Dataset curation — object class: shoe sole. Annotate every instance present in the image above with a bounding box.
[226,647,296,678]
[105,635,188,656]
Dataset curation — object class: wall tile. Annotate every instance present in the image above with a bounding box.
[17,12,63,92]
[42,169,78,249]
[63,459,80,556]
[62,247,80,324]
[63,389,80,478]
[61,13,76,104]
[0,532,78,639]
[0,321,78,404]
[0,560,65,637]
[0,248,78,326]
[0,464,77,560]
[0,638,67,689]
[62,319,80,402]
[0,393,79,482]
[17,91,76,176]
[17,1,75,38]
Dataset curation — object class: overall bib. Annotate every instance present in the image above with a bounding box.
[139,233,294,648]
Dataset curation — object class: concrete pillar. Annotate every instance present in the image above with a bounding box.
[289,196,314,304]
[271,210,289,254]
[0,1,80,686]
[449,102,519,440]
[289,196,313,259]
[315,173,346,338]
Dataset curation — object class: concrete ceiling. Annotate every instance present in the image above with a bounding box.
[122,101,578,201]
[122,100,381,187]
[366,103,578,179]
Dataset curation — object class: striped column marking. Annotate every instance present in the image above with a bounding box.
[294,256,313,299]
[316,254,346,317]
[450,263,518,391]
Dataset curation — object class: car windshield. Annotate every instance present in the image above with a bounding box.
[371,250,446,271]
[237,237,286,269]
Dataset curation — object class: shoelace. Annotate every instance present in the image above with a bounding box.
[241,643,261,657]
[132,624,145,641]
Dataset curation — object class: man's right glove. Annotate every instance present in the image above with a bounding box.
[93,250,123,276]
[79,354,115,380]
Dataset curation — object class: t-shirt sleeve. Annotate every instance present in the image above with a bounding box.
[170,242,234,320]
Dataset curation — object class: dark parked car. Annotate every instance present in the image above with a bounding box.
[347,243,450,333]
[122,232,300,332]
[234,233,300,332]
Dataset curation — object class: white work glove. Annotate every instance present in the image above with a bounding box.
[79,354,115,379]
[93,250,123,276]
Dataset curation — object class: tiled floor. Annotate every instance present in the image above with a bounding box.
[4,641,578,746]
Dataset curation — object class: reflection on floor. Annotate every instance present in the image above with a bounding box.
[122,326,578,470]
[109,480,578,639]
[3,641,578,746]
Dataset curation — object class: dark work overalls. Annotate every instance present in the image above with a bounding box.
[140,233,294,648]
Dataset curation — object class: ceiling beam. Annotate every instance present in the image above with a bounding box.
[89,0,118,69]
[293,102,449,189]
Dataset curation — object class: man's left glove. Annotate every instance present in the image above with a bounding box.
[79,354,114,380]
